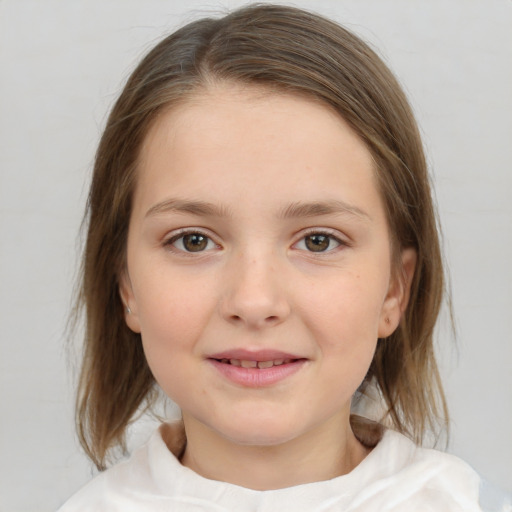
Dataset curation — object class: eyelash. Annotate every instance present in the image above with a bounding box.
[164,229,218,255]
[163,228,348,255]
[294,229,347,254]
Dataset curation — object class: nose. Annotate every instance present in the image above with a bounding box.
[220,252,291,329]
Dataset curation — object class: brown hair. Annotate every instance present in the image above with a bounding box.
[76,4,448,470]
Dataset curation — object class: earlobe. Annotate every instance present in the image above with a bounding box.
[119,271,141,333]
[378,248,417,338]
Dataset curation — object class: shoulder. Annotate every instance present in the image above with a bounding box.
[57,448,152,512]
[351,415,481,494]
[57,424,183,512]
[385,429,479,483]
[353,428,508,512]
[378,428,480,480]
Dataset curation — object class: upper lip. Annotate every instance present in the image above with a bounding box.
[207,349,305,362]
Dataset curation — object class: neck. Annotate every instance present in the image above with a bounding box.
[178,413,370,490]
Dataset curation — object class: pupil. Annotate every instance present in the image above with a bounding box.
[305,234,329,252]
[183,234,207,252]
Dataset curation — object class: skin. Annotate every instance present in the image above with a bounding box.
[120,83,416,490]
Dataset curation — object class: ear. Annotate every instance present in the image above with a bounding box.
[119,271,141,333]
[378,248,417,338]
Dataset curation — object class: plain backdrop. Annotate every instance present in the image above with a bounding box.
[0,1,511,510]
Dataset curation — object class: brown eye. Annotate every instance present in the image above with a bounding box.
[297,233,342,253]
[182,233,209,252]
[305,234,330,252]
[168,232,215,253]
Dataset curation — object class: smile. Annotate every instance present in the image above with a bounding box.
[215,358,296,369]
[207,351,307,387]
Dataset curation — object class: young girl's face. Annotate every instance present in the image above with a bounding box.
[121,84,410,448]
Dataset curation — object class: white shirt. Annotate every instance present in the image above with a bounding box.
[58,423,510,511]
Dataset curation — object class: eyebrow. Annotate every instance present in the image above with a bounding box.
[145,198,233,218]
[279,200,370,221]
[145,198,369,221]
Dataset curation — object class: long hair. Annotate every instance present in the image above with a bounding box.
[75,4,448,469]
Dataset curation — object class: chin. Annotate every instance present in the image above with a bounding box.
[215,415,306,447]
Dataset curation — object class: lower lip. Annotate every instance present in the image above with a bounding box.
[208,359,306,387]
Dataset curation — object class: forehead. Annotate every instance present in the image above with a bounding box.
[141,82,372,160]
[135,83,383,220]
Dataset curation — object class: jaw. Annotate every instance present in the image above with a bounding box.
[180,405,362,490]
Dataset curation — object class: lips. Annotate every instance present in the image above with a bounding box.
[208,349,302,362]
[215,358,295,369]
[207,350,307,387]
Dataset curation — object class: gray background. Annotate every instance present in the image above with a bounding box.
[0,1,511,510]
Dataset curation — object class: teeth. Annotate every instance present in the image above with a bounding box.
[221,358,295,368]
[257,360,274,369]
[240,360,258,368]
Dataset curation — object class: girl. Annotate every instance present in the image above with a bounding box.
[59,4,509,511]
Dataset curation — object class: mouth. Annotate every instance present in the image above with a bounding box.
[212,357,302,369]
[207,351,307,387]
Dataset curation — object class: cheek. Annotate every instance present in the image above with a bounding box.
[134,273,217,403]
[133,268,217,353]
[301,269,387,371]
[308,271,386,334]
